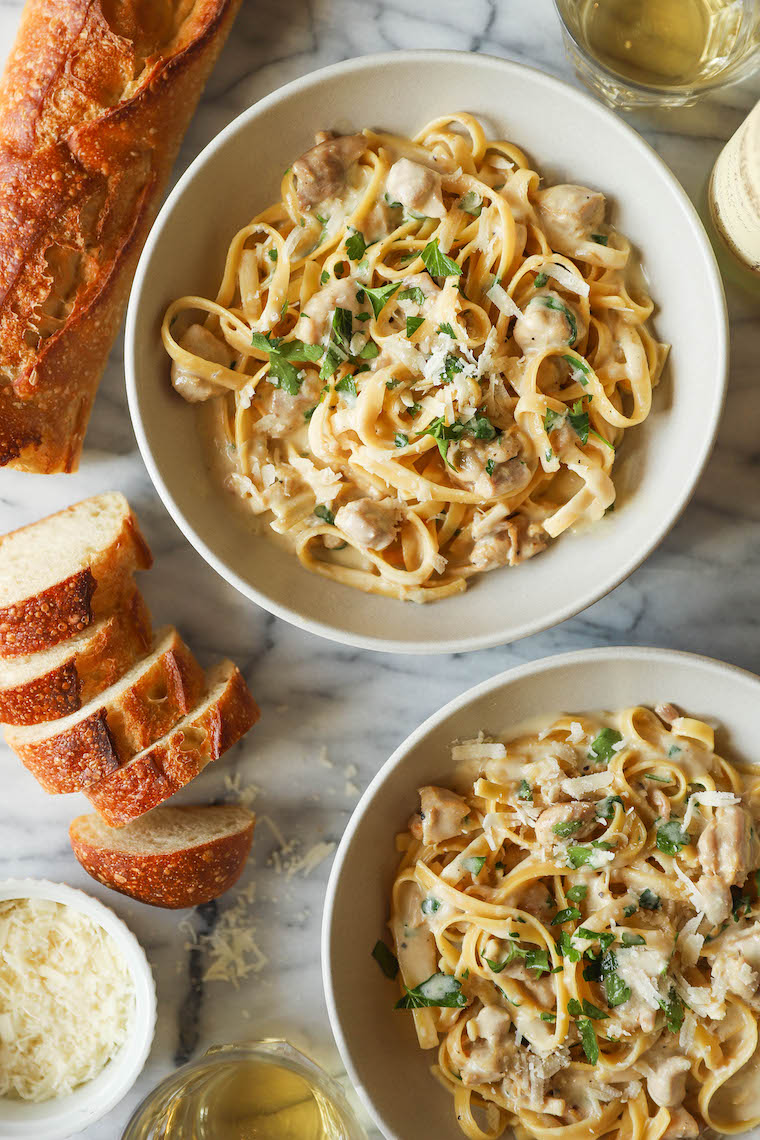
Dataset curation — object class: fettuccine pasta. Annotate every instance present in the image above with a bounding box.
[385,704,760,1140]
[163,114,668,603]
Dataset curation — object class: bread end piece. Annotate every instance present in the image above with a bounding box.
[69,804,255,908]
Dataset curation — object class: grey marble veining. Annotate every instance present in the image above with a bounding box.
[0,1,759,1136]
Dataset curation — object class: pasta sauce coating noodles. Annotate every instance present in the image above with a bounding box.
[385,705,760,1139]
[163,114,668,603]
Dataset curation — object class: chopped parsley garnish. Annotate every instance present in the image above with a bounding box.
[485,956,509,973]
[577,1017,599,1064]
[334,260,348,279]
[250,331,323,394]
[458,190,483,217]
[568,842,614,868]
[552,820,584,838]
[336,375,357,398]
[438,322,456,337]
[656,820,691,856]
[421,238,462,278]
[421,897,440,916]
[567,885,588,903]
[591,233,609,246]
[568,997,608,1021]
[461,856,486,875]
[669,745,683,757]
[623,903,637,918]
[540,1011,556,1022]
[558,930,580,962]
[645,773,673,783]
[518,779,533,802]
[395,972,467,1010]
[319,307,353,380]
[602,954,631,1008]
[569,400,590,445]
[395,432,409,448]
[358,340,379,360]
[732,884,752,920]
[420,413,496,468]
[268,248,278,262]
[562,354,591,385]
[320,269,330,285]
[363,281,401,317]
[406,315,425,338]
[345,228,366,261]
[540,295,577,344]
[551,907,582,926]
[534,271,548,288]
[589,727,623,763]
[356,311,371,322]
[314,505,335,525]
[525,948,550,974]
[399,286,427,305]
[372,939,398,979]
[596,795,624,820]
[386,378,401,390]
[304,406,316,421]
[658,990,685,1033]
[544,407,564,434]
[639,889,660,910]
[442,354,464,383]
[485,458,495,476]
[621,933,646,947]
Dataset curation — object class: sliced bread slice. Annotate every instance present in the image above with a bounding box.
[6,627,205,793]
[0,586,152,725]
[69,804,255,908]
[0,492,152,658]
[84,661,259,827]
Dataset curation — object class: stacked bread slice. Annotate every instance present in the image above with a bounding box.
[0,493,260,906]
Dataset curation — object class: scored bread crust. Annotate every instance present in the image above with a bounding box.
[69,806,255,908]
[0,586,152,724]
[0,0,243,473]
[0,493,152,658]
[7,628,205,792]
[85,663,259,826]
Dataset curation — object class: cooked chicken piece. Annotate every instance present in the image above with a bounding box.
[534,802,595,849]
[697,804,759,887]
[471,516,548,573]
[462,1005,513,1085]
[171,323,232,402]
[292,133,365,210]
[513,290,586,353]
[663,1109,699,1140]
[386,158,446,220]
[711,929,760,1002]
[655,703,681,726]
[255,372,321,438]
[409,785,470,845]
[644,1056,691,1108]
[481,938,556,1006]
[534,184,607,256]
[298,275,362,345]
[650,788,671,820]
[694,874,732,926]
[333,497,403,551]
[450,433,531,500]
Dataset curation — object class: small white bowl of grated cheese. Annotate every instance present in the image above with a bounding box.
[0,878,156,1139]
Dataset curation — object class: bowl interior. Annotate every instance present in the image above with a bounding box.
[127,52,726,653]
[323,649,760,1140]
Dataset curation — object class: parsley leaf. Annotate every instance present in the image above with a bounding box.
[336,376,357,398]
[534,271,548,288]
[363,281,401,317]
[442,354,464,383]
[395,432,409,448]
[461,856,486,876]
[623,903,638,918]
[398,286,427,305]
[656,820,691,856]
[458,190,483,217]
[251,332,323,394]
[438,322,456,337]
[346,229,366,261]
[319,307,353,380]
[639,889,660,910]
[551,907,582,926]
[518,779,533,802]
[591,233,609,246]
[525,948,550,974]
[485,458,495,476]
[562,353,591,385]
[320,268,330,285]
[577,1017,599,1064]
[420,414,496,468]
[358,340,379,360]
[406,315,425,338]
[395,972,467,1010]
[568,846,592,869]
[567,885,588,903]
[621,933,646,947]
[372,940,399,979]
[540,295,577,344]
[645,773,672,783]
[658,990,685,1033]
[421,897,440,916]
[314,505,335,525]
[604,969,631,1008]
[268,248,278,262]
[553,820,584,838]
[421,238,462,278]
[559,930,580,962]
[544,407,564,434]
[596,795,624,820]
[589,728,623,762]
[569,400,590,445]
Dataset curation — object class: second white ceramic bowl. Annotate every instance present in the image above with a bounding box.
[126,51,727,654]
[322,647,760,1140]
[0,879,156,1140]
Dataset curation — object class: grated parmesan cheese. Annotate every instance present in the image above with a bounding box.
[539,263,590,297]
[682,789,739,830]
[451,740,507,763]
[486,281,522,320]
[560,770,615,797]
[0,899,133,1102]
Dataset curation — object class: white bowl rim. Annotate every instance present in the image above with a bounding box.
[125,49,728,656]
[0,878,157,1140]
[321,646,760,1137]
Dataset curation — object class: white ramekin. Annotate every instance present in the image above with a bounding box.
[0,879,157,1140]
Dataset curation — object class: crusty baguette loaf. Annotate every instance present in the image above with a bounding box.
[0,586,151,725]
[70,804,255,908]
[0,492,151,657]
[6,626,205,792]
[0,0,242,473]
[85,661,259,826]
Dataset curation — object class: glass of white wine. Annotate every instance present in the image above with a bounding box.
[122,1041,368,1140]
[554,0,760,108]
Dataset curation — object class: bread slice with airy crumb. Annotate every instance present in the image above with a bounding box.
[0,492,152,658]
[0,586,152,725]
[69,804,255,908]
[85,661,259,826]
[6,626,205,792]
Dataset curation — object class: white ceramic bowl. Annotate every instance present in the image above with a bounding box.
[0,879,156,1140]
[322,647,760,1140]
[126,51,727,654]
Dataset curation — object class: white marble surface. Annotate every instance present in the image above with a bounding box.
[1,1,760,1136]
